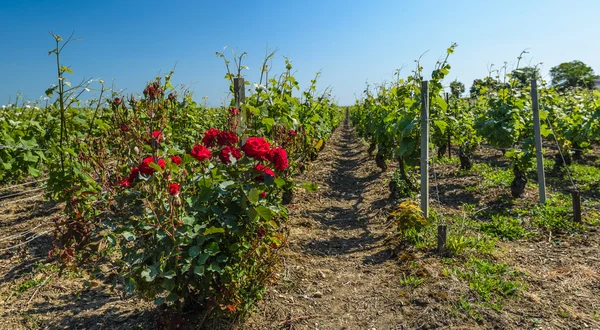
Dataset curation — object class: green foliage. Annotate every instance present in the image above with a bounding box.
[479,214,527,241]
[550,60,599,91]
[351,43,457,187]
[452,258,523,311]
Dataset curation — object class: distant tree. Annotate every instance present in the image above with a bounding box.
[550,60,598,91]
[469,77,506,97]
[449,80,465,98]
[511,66,540,88]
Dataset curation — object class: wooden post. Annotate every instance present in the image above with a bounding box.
[421,81,429,219]
[437,225,447,254]
[530,79,546,204]
[572,191,582,222]
[233,77,246,135]
[445,93,451,158]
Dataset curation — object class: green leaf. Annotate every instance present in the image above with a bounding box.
[198,253,210,265]
[433,120,448,133]
[122,231,135,241]
[193,265,205,277]
[274,178,286,188]
[28,166,40,177]
[189,246,201,258]
[182,216,195,226]
[255,206,273,221]
[163,270,176,279]
[261,117,275,132]
[205,242,220,256]
[203,226,225,235]
[166,292,179,302]
[125,278,135,294]
[154,297,165,306]
[141,266,158,282]
[248,188,259,204]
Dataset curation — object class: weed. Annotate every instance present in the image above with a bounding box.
[479,214,528,241]
[452,257,523,311]
[399,275,424,288]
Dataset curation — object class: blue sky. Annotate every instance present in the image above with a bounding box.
[1,0,599,106]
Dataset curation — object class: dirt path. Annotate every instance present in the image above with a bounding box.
[247,123,407,329]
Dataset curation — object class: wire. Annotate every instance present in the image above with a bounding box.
[0,193,43,208]
[0,223,45,243]
[0,230,52,252]
[0,178,48,192]
[0,188,44,201]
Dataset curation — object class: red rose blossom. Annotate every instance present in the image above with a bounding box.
[289,129,296,137]
[217,131,239,146]
[190,144,212,162]
[254,164,275,181]
[120,177,132,188]
[151,130,163,142]
[219,146,242,164]
[257,227,266,238]
[139,156,165,175]
[260,192,267,198]
[128,167,140,180]
[242,137,271,160]
[202,128,220,147]
[230,107,239,115]
[114,97,121,105]
[268,147,289,171]
[168,183,181,196]
[171,155,182,165]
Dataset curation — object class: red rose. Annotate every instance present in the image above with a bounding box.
[217,131,239,146]
[289,129,296,137]
[242,137,271,160]
[260,192,267,198]
[230,107,239,115]
[151,130,163,142]
[120,177,132,188]
[202,128,220,147]
[139,156,165,175]
[219,146,242,164]
[128,167,140,180]
[190,144,212,162]
[171,155,182,165]
[254,164,275,181]
[114,97,121,106]
[257,227,266,238]
[268,147,289,171]
[168,183,181,196]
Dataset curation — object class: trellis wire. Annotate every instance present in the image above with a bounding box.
[0,229,52,253]
[0,223,45,243]
[0,188,44,201]
[0,193,43,208]
[0,178,48,192]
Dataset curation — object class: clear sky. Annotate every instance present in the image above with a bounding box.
[1,0,599,106]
